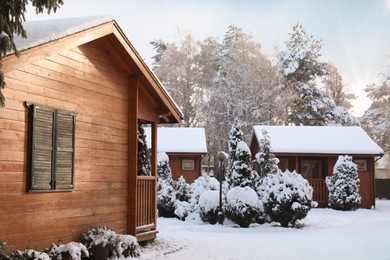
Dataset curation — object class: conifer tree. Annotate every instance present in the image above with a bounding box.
[137,124,151,176]
[157,152,176,217]
[225,119,244,188]
[175,176,190,202]
[230,141,258,190]
[0,0,64,107]
[326,155,361,210]
[255,129,279,177]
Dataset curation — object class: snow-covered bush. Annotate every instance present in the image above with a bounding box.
[175,176,190,202]
[80,226,140,259]
[254,129,279,177]
[80,226,114,249]
[326,155,361,210]
[48,242,89,260]
[224,186,262,228]
[189,175,219,209]
[184,174,220,221]
[226,119,244,187]
[110,234,141,259]
[157,152,176,218]
[198,190,220,224]
[0,240,6,258]
[157,180,176,218]
[7,250,50,260]
[174,200,192,221]
[259,170,316,227]
[229,141,259,190]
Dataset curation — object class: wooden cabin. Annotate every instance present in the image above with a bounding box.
[145,127,208,183]
[250,126,384,209]
[0,17,183,252]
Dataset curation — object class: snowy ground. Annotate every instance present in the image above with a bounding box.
[139,200,390,260]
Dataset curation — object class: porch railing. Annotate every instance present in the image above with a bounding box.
[308,179,328,205]
[136,176,156,232]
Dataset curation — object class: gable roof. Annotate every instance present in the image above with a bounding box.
[252,126,384,156]
[145,127,208,154]
[4,16,183,123]
[11,16,113,53]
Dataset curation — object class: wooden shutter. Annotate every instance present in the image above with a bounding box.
[28,103,76,191]
[54,110,75,190]
[29,105,54,191]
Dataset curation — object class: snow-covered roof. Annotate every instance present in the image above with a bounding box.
[7,16,184,123]
[11,16,113,54]
[252,126,384,155]
[145,127,208,154]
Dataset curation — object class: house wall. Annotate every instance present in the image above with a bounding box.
[276,154,374,209]
[168,153,203,183]
[0,38,133,252]
[251,136,375,208]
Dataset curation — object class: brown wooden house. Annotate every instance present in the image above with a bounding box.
[145,127,208,183]
[0,17,183,252]
[250,126,384,209]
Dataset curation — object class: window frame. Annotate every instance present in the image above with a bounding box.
[181,158,196,171]
[26,102,76,192]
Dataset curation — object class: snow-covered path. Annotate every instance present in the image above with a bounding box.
[140,200,390,260]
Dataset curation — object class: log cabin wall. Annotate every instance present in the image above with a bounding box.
[168,153,203,183]
[0,37,134,252]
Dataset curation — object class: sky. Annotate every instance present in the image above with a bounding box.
[25,0,390,116]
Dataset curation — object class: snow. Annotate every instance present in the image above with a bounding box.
[226,186,259,208]
[145,127,208,153]
[139,199,390,259]
[157,151,169,164]
[198,190,219,212]
[10,16,113,54]
[252,126,384,155]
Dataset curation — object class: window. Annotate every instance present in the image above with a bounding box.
[27,103,76,191]
[181,159,195,171]
[300,159,323,179]
[354,159,368,171]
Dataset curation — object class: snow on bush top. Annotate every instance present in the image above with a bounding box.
[226,186,260,208]
[333,155,357,172]
[260,170,313,204]
[236,140,251,154]
[49,242,89,260]
[190,175,219,205]
[157,151,169,164]
[198,190,220,211]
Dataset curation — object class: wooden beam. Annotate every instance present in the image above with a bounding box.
[128,76,139,236]
[151,122,158,231]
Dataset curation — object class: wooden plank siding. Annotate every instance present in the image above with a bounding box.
[167,153,204,184]
[0,39,131,252]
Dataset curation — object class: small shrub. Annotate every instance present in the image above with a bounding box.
[174,200,191,221]
[7,250,50,260]
[175,176,191,202]
[110,234,141,259]
[48,242,89,260]
[259,170,316,227]
[80,226,114,249]
[157,180,176,218]
[198,190,220,224]
[0,240,6,258]
[81,227,140,259]
[224,186,262,228]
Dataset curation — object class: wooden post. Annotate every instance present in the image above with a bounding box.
[151,122,158,228]
[128,77,139,236]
